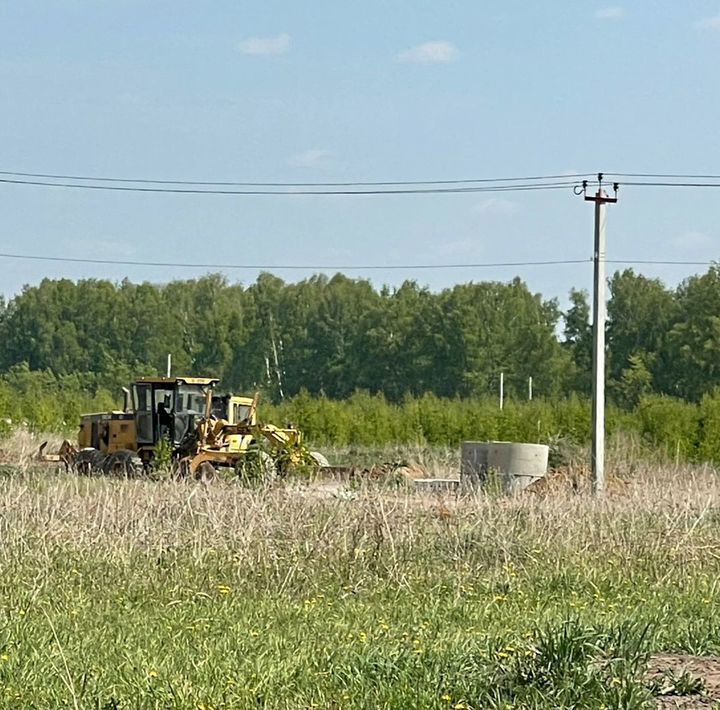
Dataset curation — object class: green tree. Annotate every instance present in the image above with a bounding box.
[663,265,720,400]
[563,289,592,396]
[607,269,674,401]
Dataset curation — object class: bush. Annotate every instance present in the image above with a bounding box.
[634,394,700,460]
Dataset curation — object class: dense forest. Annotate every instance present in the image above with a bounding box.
[0,266,718,407]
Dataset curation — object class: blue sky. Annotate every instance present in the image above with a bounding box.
[0,0,719,303]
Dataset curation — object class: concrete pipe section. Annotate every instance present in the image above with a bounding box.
[461,441,549,494]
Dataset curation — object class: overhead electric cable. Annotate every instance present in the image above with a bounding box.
[614,181,720,188]
[0,169,595,187]
[608,172,720,180]
[0,177,581,195]
[606,259,716,265]
[0,252,590,270]
[0,252,713,270]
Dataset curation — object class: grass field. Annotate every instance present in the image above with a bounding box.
[1,434,720,708]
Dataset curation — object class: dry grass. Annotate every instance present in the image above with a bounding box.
[1,429,719,570]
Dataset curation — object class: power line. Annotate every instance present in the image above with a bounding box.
[0,252,590,270]
[0,251,714,271]
[615,181,720,188]
[0,177,582,195]
[608,172,720,180]
[0,169,596,187]
[606,259,716,265]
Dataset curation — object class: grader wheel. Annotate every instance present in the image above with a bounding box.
[103,450,144,478]
[74,448,104,476]
[195,462,217,484]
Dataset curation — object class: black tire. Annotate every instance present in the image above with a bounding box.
[74,448,104,476]
[195,462,217,484]
[103,449,144,478]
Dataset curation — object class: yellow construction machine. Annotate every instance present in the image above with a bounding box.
[39,376,327,480]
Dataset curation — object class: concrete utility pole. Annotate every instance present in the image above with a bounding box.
[499,371,504,410]
[528,376,533,401]
[584,175,618,496]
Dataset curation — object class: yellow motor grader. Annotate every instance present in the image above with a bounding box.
[39,376,327,480]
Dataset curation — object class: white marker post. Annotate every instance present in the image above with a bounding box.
[500,371,504,410]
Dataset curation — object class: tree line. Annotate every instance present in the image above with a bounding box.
[0,266,717,405]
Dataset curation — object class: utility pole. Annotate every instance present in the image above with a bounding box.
[583,175,618,496]
[499,371,504,410]
[528,376,533,401]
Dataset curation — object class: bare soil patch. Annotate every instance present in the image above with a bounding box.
[648,655,720,708]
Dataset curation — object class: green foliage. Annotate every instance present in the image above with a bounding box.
[462,619,654,708]
[563,288,593,396]
[153,438,173,470]
[615,353,654,409]
[0,273,572,401]
[662,265,720,401]
[607,270,674,393]
[3,267,720,458]
[649,669,705,698]
[634,394,700,460]
[0,364,115,433]
[697,389,720,464]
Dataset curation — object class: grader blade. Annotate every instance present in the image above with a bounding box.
[37,440,78,470]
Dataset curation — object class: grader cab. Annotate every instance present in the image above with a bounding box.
[39,376,219,475]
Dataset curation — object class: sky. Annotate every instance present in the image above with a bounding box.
[0,0,719,304]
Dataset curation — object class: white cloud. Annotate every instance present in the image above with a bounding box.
[671,231,715,249]
[398,40,458,64]
[472,197,519,216]
[238,33,290,56]
[594,7,624,20]
[291,149,333,168]
[697,14,720,30]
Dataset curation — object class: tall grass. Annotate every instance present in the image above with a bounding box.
[0,434,719,707]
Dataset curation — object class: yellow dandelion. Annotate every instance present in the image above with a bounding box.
[148,670,158,679]
[441,693,452,702]
[0,654,9,662]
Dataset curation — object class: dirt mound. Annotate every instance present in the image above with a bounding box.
[648,654,720,708]
[321,461,427,483]
[526,466,630,496]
